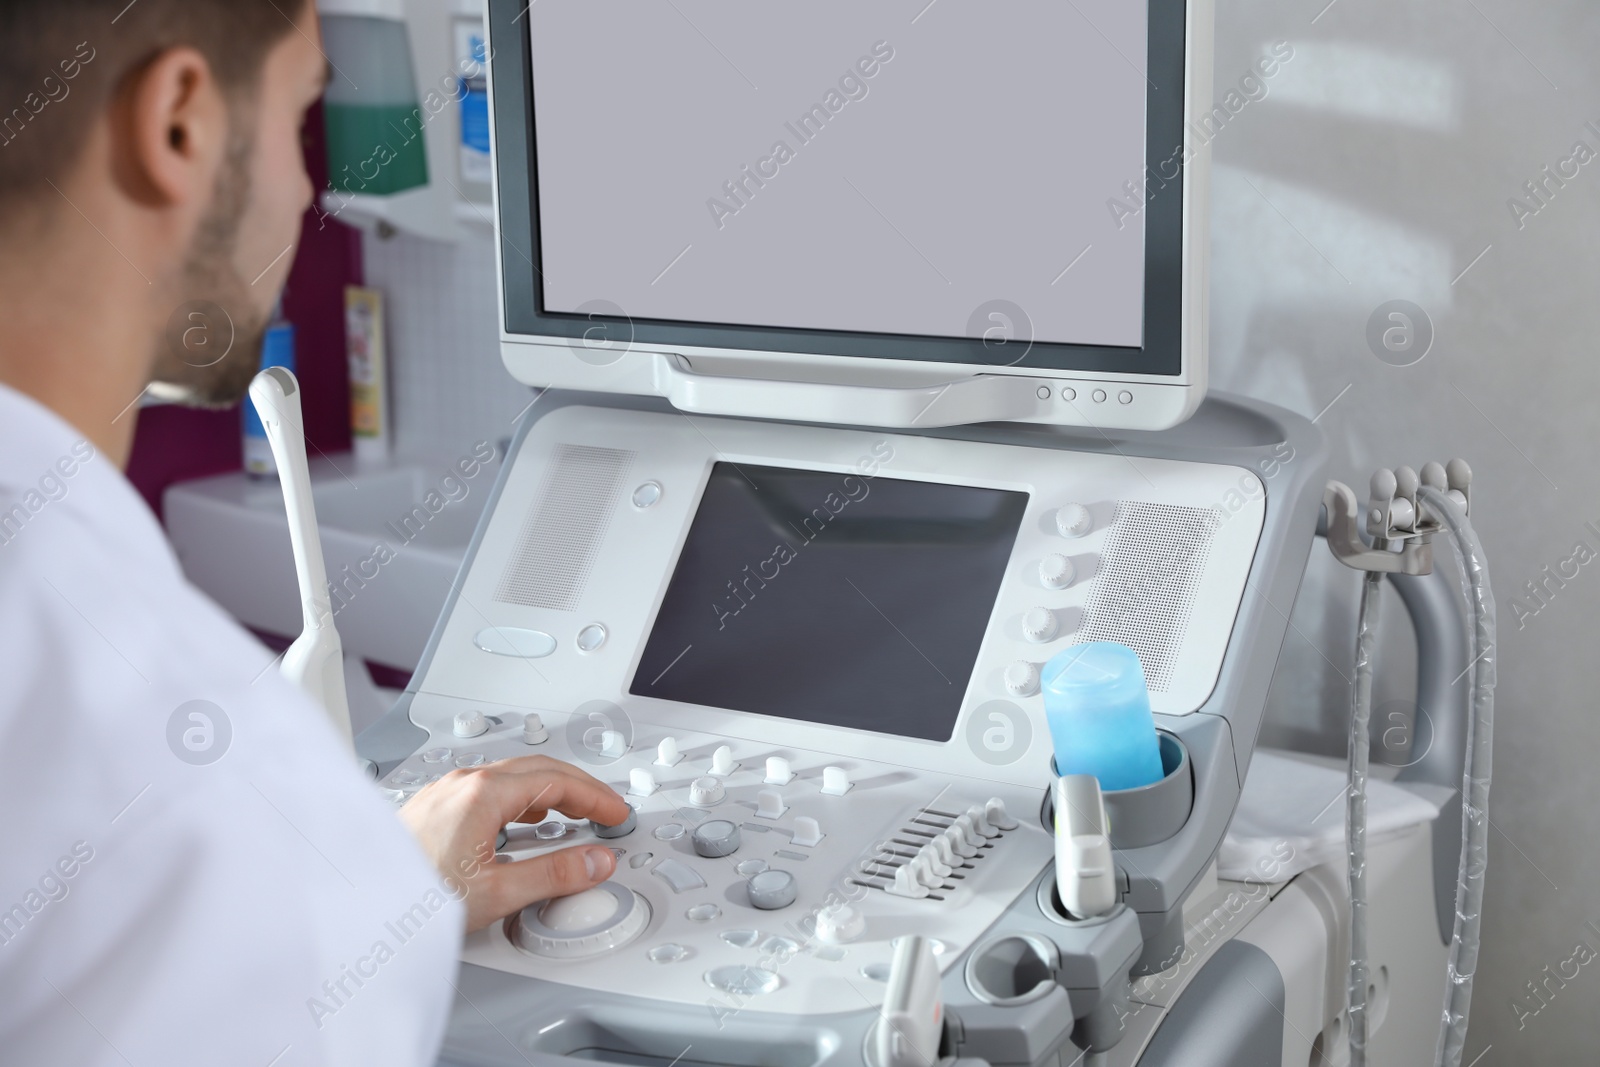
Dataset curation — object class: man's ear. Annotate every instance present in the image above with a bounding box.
[116,47,228,209]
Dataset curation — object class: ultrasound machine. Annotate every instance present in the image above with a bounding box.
[345,3,1496,1063]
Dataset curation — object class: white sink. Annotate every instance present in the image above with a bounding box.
[164,454,499,673]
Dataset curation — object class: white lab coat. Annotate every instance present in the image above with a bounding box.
[0,384,461,1066]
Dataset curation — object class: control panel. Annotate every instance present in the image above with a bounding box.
[386,695,1049,1015]
[391,404,1267,1013]
[413,406,1266,791]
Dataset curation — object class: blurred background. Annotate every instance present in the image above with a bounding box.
[134,1,1600,1058]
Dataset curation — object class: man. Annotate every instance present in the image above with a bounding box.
[0,2,629,1063]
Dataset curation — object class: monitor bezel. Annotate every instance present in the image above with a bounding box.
[487,0,1197,378]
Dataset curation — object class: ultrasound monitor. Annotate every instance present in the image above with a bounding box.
[487,0,1212,431]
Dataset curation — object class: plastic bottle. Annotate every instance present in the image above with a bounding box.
[244,313,295,478]
[1042,642,1166,792]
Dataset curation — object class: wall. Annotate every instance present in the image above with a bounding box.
[1209,1,1600,1058]
[358,2,1600,1057]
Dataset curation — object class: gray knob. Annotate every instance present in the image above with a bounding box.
[747,869,797,910]
[590,807,637,839]
[692,819,741,858]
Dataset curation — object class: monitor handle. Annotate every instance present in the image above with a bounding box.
[652,353,1039,428]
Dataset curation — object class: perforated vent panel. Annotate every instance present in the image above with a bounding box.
[1075,502,1220,692]
[494,445,635,610]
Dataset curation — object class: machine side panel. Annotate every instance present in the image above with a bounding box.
[1136,940,1285,1066]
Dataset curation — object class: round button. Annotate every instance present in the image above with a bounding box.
[1021,607,1059,643]
[1054,503,1092,538]
[649,943,690,963]
[1039,552,1075,589]
[535,820,568,840]
[421,747,451,764]
[1061,387,1077,401]
[1036,385,1051,400]
[1092,389,1107,403]
[453,752,486,768]
[632,481,662,508]
[453,710,489,738]
[691,819,741,858]
[591,807,637,839]
[747,869,798,910]
[689,776,726,807]
[736,858,768,877]
[704,964,780,996]
[815,903,865,944]
[653,823,685,841]
[1004,661,1041,697]
[1118,390,1133,405]
[686,903,721,922]
[576,624,607,652]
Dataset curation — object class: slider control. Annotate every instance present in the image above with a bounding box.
[655,737,682,766]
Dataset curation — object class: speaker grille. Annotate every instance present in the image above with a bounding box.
[1075,502,1220,692]
[494,444,635,611]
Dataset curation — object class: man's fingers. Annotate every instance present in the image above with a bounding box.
[476,844,617,927]
[482,757,631,827]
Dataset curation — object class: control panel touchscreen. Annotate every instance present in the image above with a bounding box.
[630,463,1029,741]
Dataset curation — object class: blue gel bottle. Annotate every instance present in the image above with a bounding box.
[1042,642,1166,792]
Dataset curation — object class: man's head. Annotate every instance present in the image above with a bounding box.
[0,0,325,427]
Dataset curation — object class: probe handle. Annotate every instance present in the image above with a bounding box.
[1054,775,1116,919]
[248,368,354,746]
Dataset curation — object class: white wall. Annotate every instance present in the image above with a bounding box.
[366,1,1599,1054]
[1210,1,1600,1059]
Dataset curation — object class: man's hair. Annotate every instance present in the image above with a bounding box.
[0,0,309,210]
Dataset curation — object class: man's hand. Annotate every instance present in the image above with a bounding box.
[399,755,632,931]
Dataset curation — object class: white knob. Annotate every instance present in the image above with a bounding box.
[1004,660,1040,697]
[764,757,794,785]
[815,903,865,944]
[521,713,548,745]
[985,797,1018,831]
[1055,503,1092,538]
[791,816,823,847]
[1022,607,1059,643]
[967,804,999,839]
[688,776,725,807]
[915,851,934,895]
[655,737,682,766]
[453,710,489,738]
[600,730,628,759]
[820,766,853,796]
[932,833,960,871]
[955,813,984,850]
[628,768,658,797]
[943,825,977,859]
[1039,553,1076,589]
[919,842,952,879]
[709,745,737,776]
[889,863,931,899]
[755,788,787,820]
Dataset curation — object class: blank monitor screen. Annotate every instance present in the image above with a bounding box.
[527,1,1149,348]
[630,464,1029,741]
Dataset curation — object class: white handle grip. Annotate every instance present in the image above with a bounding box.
[652,354,1038,427]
